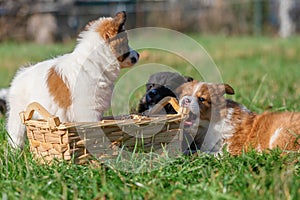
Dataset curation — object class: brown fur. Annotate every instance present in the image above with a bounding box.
[47,67,71,109]
[243,112,300,153]
[178,81,300,155]
[96,11,130,67]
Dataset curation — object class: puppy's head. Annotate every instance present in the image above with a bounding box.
[138,72,193,114]
[177,81,234,125]
[145,84,176,105]
[85,11,139,68]
[144,83,178,113]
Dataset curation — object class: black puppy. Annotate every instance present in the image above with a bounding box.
[138,72,193,114]
[138,72,197,154]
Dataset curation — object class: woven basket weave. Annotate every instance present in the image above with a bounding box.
[20,97,187,163]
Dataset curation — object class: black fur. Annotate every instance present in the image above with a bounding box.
[137,72,197,153]
[138,84,178,114]
[0,99,6,117]
[138,72,193,114]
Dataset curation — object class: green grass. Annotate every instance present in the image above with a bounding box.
[0,41,74,87]
[1,35,300,199]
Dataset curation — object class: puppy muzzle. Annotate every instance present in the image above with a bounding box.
[128,49,139,64]
[179,96,199,114]
[146,89,159,105]
[119,49,139,68]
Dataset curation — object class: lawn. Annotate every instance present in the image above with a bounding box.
[0,35,300,199]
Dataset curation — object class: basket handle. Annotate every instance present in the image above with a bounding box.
[148,97,188,115]
[19,102,60,128]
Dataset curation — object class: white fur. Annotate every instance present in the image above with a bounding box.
[200,111,235,155]
[6,16,139,148]
[179,96,199,115]
[0,88,9,100]
[269,128,282,149]
[192,82,203,96]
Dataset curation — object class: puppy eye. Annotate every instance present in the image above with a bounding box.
[198,97,206,102]
[146,84,154,90]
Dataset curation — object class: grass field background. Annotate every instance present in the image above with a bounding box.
[0,35,300,199]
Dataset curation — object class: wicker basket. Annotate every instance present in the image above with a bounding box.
[20,97,187,163]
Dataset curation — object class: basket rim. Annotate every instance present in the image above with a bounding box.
[20,97,189,130]
[23,113,185,130]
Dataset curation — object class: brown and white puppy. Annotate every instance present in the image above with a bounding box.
[177,81,300,155]
[7,11,139,148]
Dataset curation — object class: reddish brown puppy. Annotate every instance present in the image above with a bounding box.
[177,81,300,155]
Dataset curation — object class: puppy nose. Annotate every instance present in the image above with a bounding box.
[181,97,191,107]
[148,89,157,97]
[131,56,137,64]
[130,51,139,64]
[146,89,158,103]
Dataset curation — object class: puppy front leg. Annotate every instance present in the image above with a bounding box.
[6,109,26,148]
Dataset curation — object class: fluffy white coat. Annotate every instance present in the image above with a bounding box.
[6,13,139,148]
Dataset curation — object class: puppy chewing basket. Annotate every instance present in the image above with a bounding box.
[20,97,188,163]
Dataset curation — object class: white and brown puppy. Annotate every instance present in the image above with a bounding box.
[7,11,139,148]
[177,81,300,155]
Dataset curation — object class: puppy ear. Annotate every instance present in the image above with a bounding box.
[113,11,126,32]
[224,84,235,95]
[184,76,194,82]
[97,11,127,41]
[217,83,235,95]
